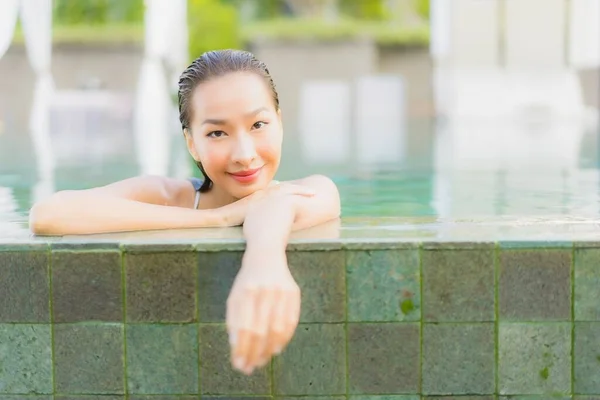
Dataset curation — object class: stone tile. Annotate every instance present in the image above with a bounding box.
[199,324,270,395]
[52,240,121,250]
[198,251,242,322]
[422,242,496,250]
[498,241,573,249]
[347,249,420,322]
[499,323,571,394]
[422,323,495,395]
[123,243,197,252]
[282,397,344,400]
[422,249,495,322]
[274,324,346,395]
[425,398,493,400]
[129,397,197,400]
[126,324,198,394]
[52,251,122,322]
[202,398,269,400]
[0,251,49,323]
[287,250,346,322]
[0,324,52,394]
[425,398,494,400]
[348,323,420,394]
[126,251,197,322]
[499,397,570,400]
[575,249,600,321]
[54,323,124,394]
[499,250,571,321]
[56,397,124,399]
[352,396,420,400]
[574,322,600,394]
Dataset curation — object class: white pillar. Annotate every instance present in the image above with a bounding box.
[20,0,56,199]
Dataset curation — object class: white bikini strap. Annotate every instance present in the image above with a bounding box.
[193,190,201,209]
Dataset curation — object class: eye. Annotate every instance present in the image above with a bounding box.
[207,131,226,138]
[252,121,268,130]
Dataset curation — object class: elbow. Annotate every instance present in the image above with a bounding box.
[314,174,342,220]
[28,191,71,236]
[29,203,53,235]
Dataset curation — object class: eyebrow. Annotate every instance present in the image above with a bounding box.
[201,106,269,126]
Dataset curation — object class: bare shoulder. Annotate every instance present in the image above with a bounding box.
[84,175,197,208]
[282,174,341,228]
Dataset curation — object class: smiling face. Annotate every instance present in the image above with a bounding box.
[184,71,283,200]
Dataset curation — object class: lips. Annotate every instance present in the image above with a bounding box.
[228,167,263,183]
[230,167,262,177]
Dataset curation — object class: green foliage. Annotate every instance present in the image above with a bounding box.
[340,0,389,20]
[241,17,429,46]
[188,0,241,60]
[48,0,428,47]
[416,0,430,20]
[53,0,144,25]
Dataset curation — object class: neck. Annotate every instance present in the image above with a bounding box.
[209,184,239,207]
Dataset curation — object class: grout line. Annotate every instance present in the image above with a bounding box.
[199,322,204,397]
[7,319,579,326]
[494,242,500,397]
[121,250,129,397]
[571,244,576,396]
[196,251,202,397]
[48,248,57,396]
[344,248,350,400]
[418,244,424,395]
[270,346,275,397]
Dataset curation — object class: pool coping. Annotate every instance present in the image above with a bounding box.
[3,216,600,251]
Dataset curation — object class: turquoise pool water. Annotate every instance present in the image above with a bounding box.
[2,116,600,238]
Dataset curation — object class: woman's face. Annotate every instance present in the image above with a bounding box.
[185,71,283,200]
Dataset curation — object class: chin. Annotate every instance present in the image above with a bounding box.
[229,177,271,199]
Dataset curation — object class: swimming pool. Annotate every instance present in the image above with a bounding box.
[2,115,600,239]
[2,118,600,398]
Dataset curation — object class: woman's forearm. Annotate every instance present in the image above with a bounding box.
[29,191,224,236]
[242,194,297,251]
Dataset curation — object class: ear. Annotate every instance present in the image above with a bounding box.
[183,128,201,162]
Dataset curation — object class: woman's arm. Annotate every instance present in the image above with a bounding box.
[245,174,341,245]
[29,175,318,236]
[226,175,341,374]
[29,175,223,235]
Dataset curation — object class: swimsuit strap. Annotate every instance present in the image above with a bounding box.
[188,177,203,209]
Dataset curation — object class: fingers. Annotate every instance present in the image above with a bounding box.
[228,290,255,373]
[245,290,276,372]
[228,286,301,375]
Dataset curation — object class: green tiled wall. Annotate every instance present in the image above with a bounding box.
[1,241,600,399]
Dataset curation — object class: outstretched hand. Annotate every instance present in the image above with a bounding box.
[226,247,300,375]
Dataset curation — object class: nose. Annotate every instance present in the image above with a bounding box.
[231,133,257,167]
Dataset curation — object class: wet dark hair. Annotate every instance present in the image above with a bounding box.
[177,49,280,192]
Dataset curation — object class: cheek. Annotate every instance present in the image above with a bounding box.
[258,129,283,160]
[197,144,228,172]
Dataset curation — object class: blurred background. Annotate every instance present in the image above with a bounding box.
[0,0,599,236]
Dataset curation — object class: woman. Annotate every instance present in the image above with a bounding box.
[29,49,341,375]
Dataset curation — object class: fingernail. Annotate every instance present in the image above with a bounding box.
[234,356,245,370]
[244,366,254,375]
